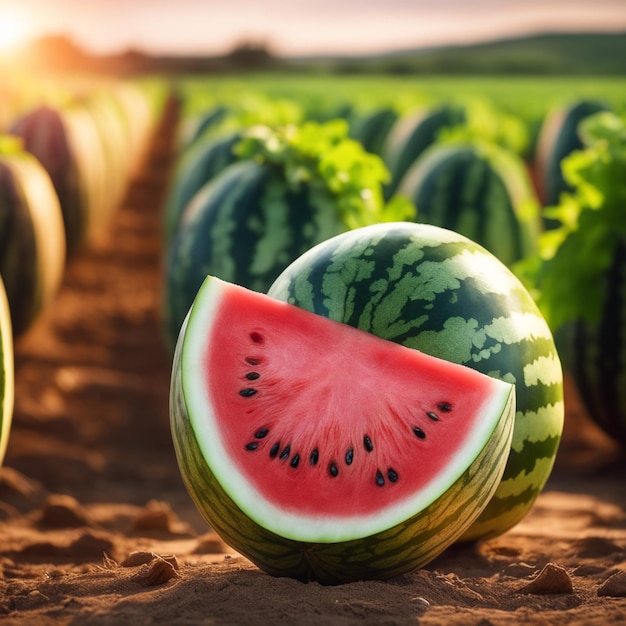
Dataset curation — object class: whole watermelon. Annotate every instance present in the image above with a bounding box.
[268,221,564,542]
[382,104,465,199]
[0,137,66,336]
[565,239,626,445]
[164,159,349,350]
[350,107,399,156]
[534,99,610,211]
[163,120,391,351]
[10,103,108,256]
[163,130,242,245]
[395,141,542,268]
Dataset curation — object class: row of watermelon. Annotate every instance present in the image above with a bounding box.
[0,79,166,469]
[162,93,608,347]
[160,92,573,550]
[162,89,623,563]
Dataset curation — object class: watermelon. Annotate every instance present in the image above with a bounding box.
[163,121,390,351]
[381,105,465,199]
[534,99,610,211]
[83,90,136,217]
[268,222,564,542]
[10,103,108,256]
[349,107,399,156]
[164,159,347,349]
[163,130,242,245]
[170,275,516,584]
[0,136,66,336]
[563,238,626,445]
[394,141,542,267]
[175,105,230,154]
[0,276,14,469]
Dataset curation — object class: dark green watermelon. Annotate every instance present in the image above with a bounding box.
[565,238,626,445]
[350,108,399,156]
[176,105,230,154]
[382,105,465,199]
[10,103,108,256]
[0,143,66,336]
[534,100,610,212]
[269,222,564,542]
[164,159,349,350]
[163,131,242,245]
[395,142,542,267]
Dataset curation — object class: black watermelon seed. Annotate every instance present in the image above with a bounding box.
[426,411,439,421]
[309,449,319,466]
[413,426,426,439]
[239,388,257,397]
[245,357,261,365]
[290,454,300,468]
[438,402,452,412]
[269,442,280,458]
[328,462,339,477]
[246,372,260,380]
[345,448,354,465]
[250,332,264,343]
[363,435,374,452]
[254,428,269,439]
[279,445,291,461]
[244,442,259,451]
[387,468,399,482]
[375,470,385,487]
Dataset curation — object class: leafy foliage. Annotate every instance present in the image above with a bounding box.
[437,98,530,157]
[517,111,626,329]
[235,119,413,229]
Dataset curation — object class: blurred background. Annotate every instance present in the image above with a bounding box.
[1,0,625,74]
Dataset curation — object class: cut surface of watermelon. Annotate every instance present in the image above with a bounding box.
[177,276,515,544]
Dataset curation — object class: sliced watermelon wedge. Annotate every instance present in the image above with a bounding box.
[170,276,515,582]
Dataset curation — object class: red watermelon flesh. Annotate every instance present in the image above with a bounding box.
[179,276,515,543]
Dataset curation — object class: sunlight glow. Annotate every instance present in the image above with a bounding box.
[0,7,30,54]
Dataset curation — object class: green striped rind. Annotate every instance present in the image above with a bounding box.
[0,151,66,337]
[567,239,626,444]
[176,105,230,154]
[535,100,609,209]
[0,276,14,468]
[395,142,541,267]
[268,222,564,542]
[381,105,464,199]
[164,159,347,349]
[163,131,242,245]
[170,312,515,584]
[350,108,399,156]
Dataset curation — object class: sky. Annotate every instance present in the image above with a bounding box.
[1,0,626,58]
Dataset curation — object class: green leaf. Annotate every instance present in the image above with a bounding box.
[234,119,394,228]
[520,111,626,330]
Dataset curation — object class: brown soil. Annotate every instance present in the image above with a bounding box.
[1,95,626,625]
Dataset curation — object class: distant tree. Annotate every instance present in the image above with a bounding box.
[224,41,275,68]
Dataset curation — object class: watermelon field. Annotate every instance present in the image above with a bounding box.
[1,71,626,623]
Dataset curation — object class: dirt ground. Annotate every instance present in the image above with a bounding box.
[1,95,626,626]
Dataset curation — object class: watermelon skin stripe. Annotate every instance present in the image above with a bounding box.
[268,222,564,542]
[170,313,515,583]
[394,143,540,268]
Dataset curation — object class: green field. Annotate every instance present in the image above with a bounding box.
[175,73,626,118]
